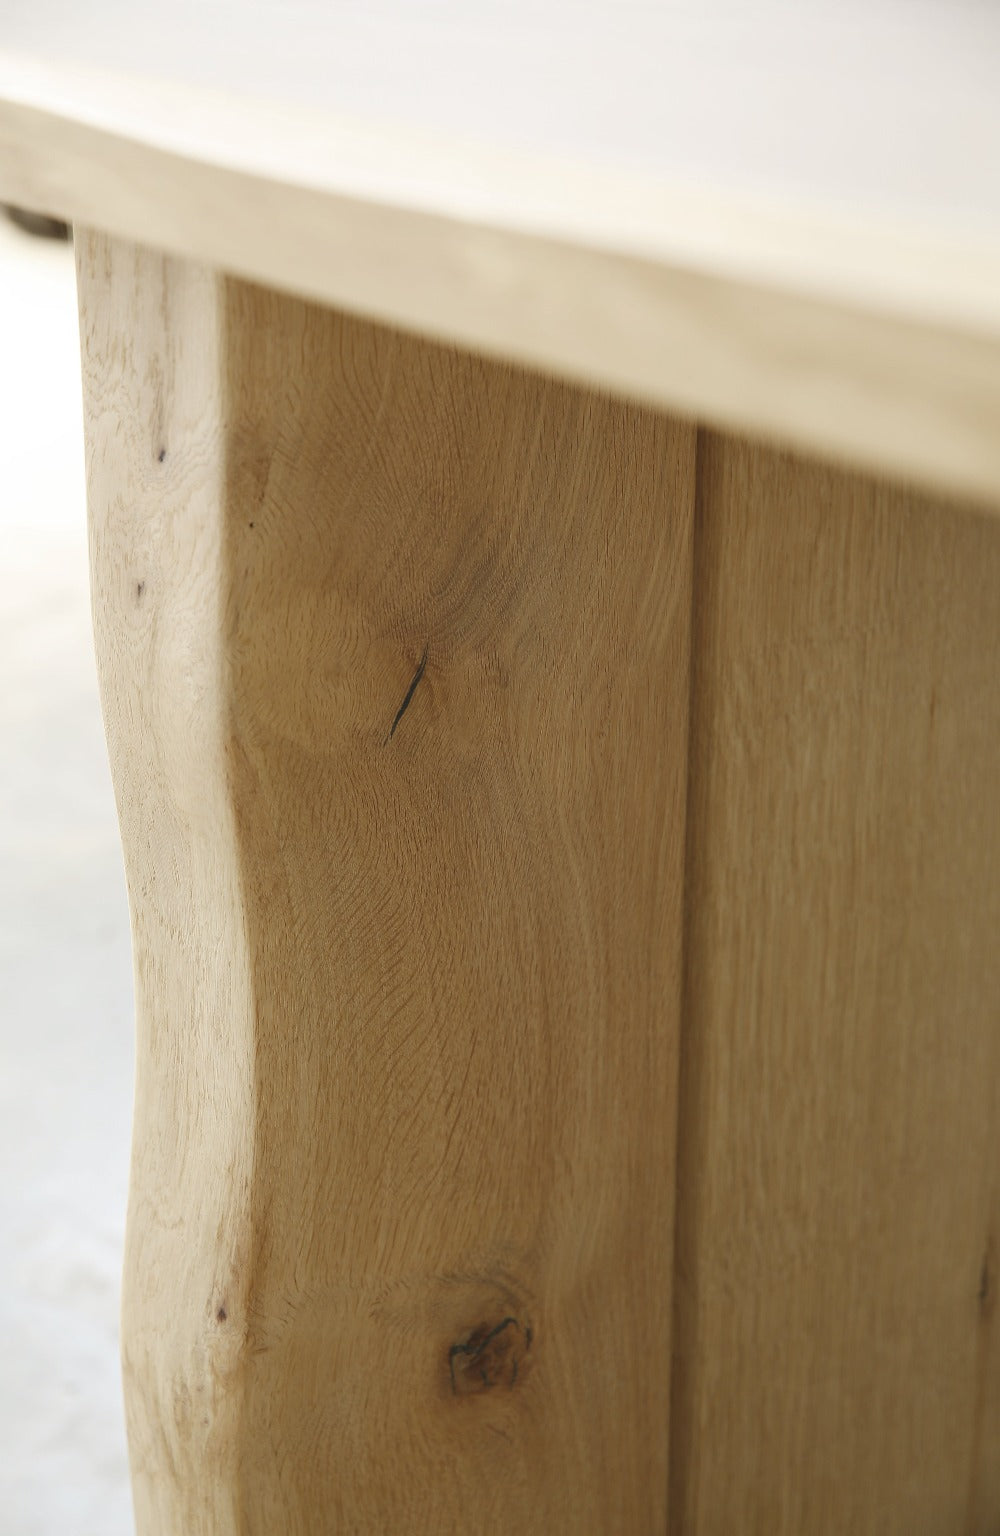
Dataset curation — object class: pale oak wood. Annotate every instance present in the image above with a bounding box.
[672,434,1000,1534]
[4,6,1000,506]
[9,0,1000,228]
[78,229,695,1533]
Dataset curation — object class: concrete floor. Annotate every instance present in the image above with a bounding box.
[0,216,135,1534]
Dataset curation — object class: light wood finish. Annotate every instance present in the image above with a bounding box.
[8,0,1000,227]
[78,229,695,1533]
[671,434,1000,1533]
[4,6,1000,506]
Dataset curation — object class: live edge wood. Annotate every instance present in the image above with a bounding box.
[78,229,1000,1534]
[77,230,695,1533]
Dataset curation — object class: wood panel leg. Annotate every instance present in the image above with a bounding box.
[76,230,695,1533]
[670,434,1000,1533]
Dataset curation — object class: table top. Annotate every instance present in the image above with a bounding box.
[2,0,1000,504]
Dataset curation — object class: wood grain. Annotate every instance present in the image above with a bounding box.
[671,433,1000,1533]
[77,229,695,1533]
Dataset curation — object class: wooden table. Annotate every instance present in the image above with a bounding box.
[2,6,999,1531]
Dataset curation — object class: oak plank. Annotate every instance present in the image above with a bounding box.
[672,434,1000,1533]
[78,229,695,1533]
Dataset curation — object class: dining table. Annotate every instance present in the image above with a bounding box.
[1,3,998,1531]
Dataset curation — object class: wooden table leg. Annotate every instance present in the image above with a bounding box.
[76,230,695,1533]
[671,436,1000,1532]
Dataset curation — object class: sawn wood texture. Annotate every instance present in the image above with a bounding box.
[77,230,695,1534]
